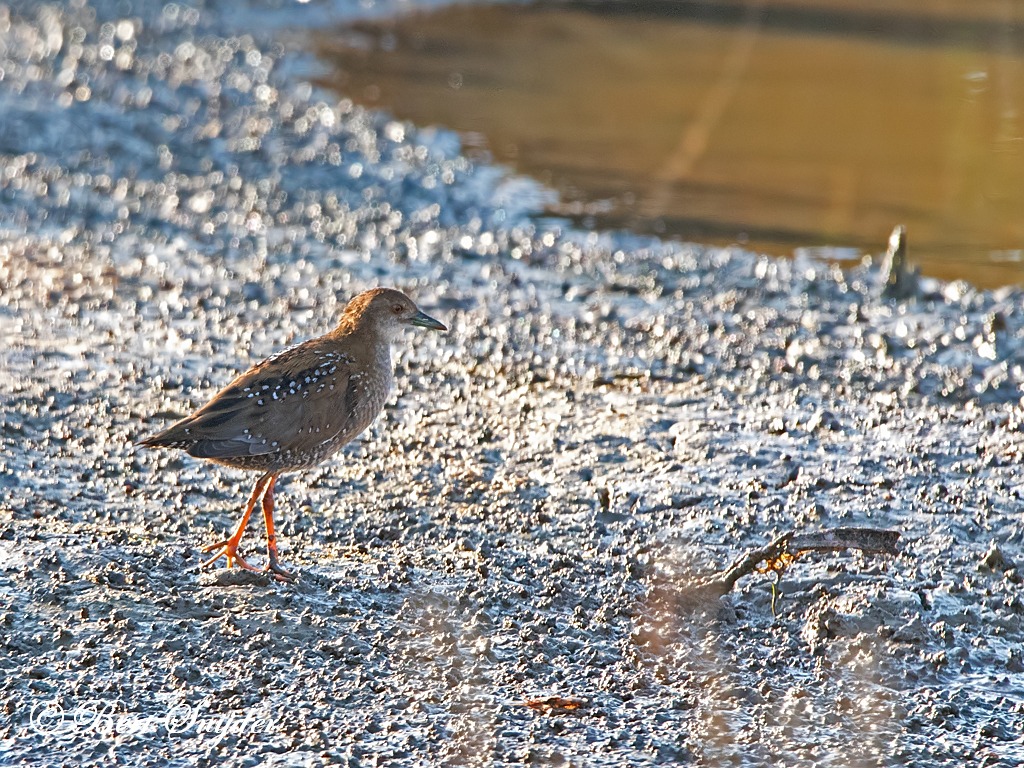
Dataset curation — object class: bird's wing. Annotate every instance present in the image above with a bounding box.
[144,340,362,461]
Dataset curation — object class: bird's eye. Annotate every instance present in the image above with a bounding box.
[392,304,404,315]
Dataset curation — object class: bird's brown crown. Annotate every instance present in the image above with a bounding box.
[331,288,429,341]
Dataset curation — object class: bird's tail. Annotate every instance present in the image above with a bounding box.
[134,421,187,449]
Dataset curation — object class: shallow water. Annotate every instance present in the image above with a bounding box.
[313,0,1024,288]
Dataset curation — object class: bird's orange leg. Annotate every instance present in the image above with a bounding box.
[200,472,273,571]
[260,474,295,582]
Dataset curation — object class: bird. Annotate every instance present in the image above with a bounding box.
[138,287,447,581]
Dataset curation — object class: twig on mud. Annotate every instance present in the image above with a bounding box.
[687,527,901,604]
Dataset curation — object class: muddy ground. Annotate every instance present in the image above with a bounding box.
[1,1,1023,766]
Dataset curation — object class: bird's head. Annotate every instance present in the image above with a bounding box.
[340,288,447,342]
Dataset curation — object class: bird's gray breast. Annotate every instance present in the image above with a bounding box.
[331,346,393,447]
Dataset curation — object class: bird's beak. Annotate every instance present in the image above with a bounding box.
[408,310,447,332]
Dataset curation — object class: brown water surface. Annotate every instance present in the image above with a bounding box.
[312,0,1024,288]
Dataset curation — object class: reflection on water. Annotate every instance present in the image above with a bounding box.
[313,0,1024,288]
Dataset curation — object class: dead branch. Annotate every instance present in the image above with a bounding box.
[685,526,901,604]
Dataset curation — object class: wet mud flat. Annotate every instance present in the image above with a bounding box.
[1,1,1023,766]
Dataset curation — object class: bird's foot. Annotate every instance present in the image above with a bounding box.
[263,552,296,583]
[200,539,261,572]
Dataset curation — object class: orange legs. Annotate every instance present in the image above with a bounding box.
[200,471,294,582]
[260,474,294,582]
[200,472,271,572]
